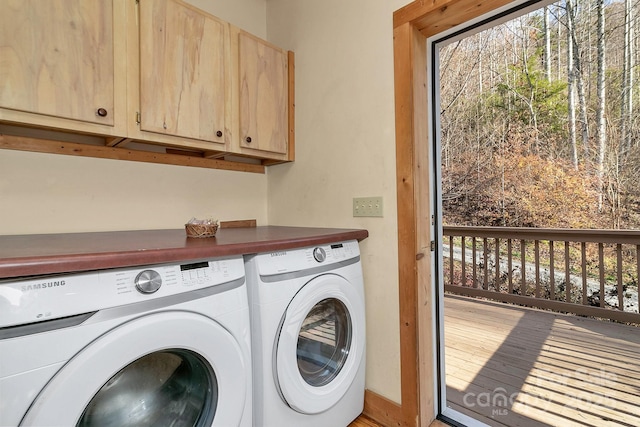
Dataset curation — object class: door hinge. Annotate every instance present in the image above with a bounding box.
[430,241,435,251]
[136,112,141,124]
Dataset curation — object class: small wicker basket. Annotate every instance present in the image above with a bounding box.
[185,221,219,238]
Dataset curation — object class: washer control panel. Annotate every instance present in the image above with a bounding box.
[112,260,232,297]
[0,256,245,328]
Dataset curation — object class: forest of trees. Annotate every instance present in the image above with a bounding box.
[440,0,640,229]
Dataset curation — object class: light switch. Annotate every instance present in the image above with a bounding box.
[353,197,383,217]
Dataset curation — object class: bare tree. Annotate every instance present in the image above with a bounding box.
[596,0,607,211]
[544,6,552,80]
[620,0,634,164]
[557,4,563,80]
[567,0,579,168]
[569,0,589,159]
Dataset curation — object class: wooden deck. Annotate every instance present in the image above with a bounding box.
[445,295,640,426]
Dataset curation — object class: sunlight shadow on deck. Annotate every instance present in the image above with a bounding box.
[444,295,640,427]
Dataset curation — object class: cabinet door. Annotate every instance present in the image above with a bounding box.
[139,0,225,145]
[239,33,288,155]
[0,0,115,126]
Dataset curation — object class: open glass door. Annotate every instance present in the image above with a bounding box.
[431,0,640,422]
[429,1,568,425]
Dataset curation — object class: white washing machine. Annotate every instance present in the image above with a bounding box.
[244,240,366,427]
[0,255,252,427]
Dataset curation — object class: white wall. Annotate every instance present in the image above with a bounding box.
[0,0,269,235]
[0,149,266,234]
[265,0,410,404]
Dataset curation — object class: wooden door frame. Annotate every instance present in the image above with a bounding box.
[363,1,518,426]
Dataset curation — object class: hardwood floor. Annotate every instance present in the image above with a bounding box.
[350,414,451,426]
[444,294,640,426]
[349,414,385,426]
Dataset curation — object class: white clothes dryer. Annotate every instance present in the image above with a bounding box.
[0,256,252,427]
[244,240,366,427]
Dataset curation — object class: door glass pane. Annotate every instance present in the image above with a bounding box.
[296,298,352,387]
[436,0,640,425]
[77,349,217,427]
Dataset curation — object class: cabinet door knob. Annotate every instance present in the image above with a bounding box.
[96,108,108,117]
[245,136,252,143]
[216,130,223,137]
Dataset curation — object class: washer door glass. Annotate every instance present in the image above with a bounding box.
[297,298,352,387]
[275,274,365,415]
[77,349,216,427]
[20,312,248,427]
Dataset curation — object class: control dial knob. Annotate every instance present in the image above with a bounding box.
[134,270,162,294]
[313,247,326,263]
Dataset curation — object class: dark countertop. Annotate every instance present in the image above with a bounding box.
[0,226,369,279]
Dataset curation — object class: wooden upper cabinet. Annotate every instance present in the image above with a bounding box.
[238,32,288,156]
[0,0,125,134]
[138,0,226,147]
[0,0,293,169]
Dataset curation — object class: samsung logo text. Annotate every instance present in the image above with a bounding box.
[21,280,66,292]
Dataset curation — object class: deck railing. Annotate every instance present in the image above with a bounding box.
[442,226,640,323]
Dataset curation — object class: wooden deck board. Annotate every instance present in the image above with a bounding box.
[445,295,640,426]
[446,327,640,382]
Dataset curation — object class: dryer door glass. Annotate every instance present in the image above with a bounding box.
[77,349,217,427]
[296,298,352,387]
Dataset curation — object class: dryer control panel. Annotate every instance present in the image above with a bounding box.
[257,240,360,276]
